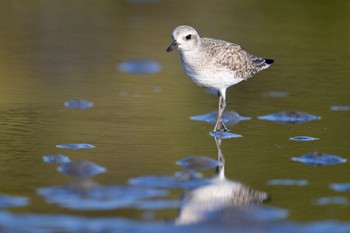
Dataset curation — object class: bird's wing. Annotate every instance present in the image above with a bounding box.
[202,38,265,79]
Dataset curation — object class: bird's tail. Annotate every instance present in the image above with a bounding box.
[264,58,274,65]
[250,55,274,70]
[259,58,274,70]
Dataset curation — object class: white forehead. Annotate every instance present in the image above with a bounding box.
[172,25,199,39]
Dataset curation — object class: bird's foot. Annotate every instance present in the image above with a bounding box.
[221,124,229,132]
[220,121,229,132]
[213,122,229,133]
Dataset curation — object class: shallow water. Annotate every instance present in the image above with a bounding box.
[0,0,350,232]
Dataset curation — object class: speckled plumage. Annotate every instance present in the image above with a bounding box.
[201,37,271,78]
[167,25,274,132]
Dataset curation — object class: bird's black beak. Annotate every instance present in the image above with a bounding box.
[166,40,178,52]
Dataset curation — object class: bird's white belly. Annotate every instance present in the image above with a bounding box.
[183,63,243,91]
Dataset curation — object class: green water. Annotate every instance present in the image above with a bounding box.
[0,0,349,225]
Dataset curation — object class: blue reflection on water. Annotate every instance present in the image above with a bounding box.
[258,111,321,123]
[292,152,347,166]
[329,183,350,192]
[129,175,212,189]
[266,179,309,186]
[0,194,30,209]
[43,154,71,164]
[1,206,350,233]
[190,111,251,126]
[265,91,289,98]
[133,199,179,210]
[330,106,349,111]
[37,181,169,211]
[176,156,220,171]
[64,99,94,110]
[118,59,162,74]
[56,143,96,150]
[314,197,348,205]
[289,136,319,142]
[57,160,106,178]
[209,131,242,139]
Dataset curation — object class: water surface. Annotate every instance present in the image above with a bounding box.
[0,0,350,232]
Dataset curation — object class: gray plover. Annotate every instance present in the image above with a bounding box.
[167,25,274,132]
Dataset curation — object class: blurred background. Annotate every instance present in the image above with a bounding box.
[0,0,349,229]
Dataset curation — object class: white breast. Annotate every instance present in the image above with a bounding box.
[181,54,243,91]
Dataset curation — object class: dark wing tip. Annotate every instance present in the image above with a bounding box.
[264,59,274,65]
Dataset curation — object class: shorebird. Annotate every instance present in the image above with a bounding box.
[167,25,274,132]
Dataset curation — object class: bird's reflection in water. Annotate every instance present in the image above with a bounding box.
[176,137,269,225]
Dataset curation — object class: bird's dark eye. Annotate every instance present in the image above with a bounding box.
[185,34,192,40]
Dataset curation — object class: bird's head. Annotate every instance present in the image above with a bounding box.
[167,25,200,53]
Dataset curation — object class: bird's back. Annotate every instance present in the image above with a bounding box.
[200,37,273,80]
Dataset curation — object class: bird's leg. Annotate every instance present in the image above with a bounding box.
[219,96,228,131]
[214,93,228,132]
[213,92,222,132]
